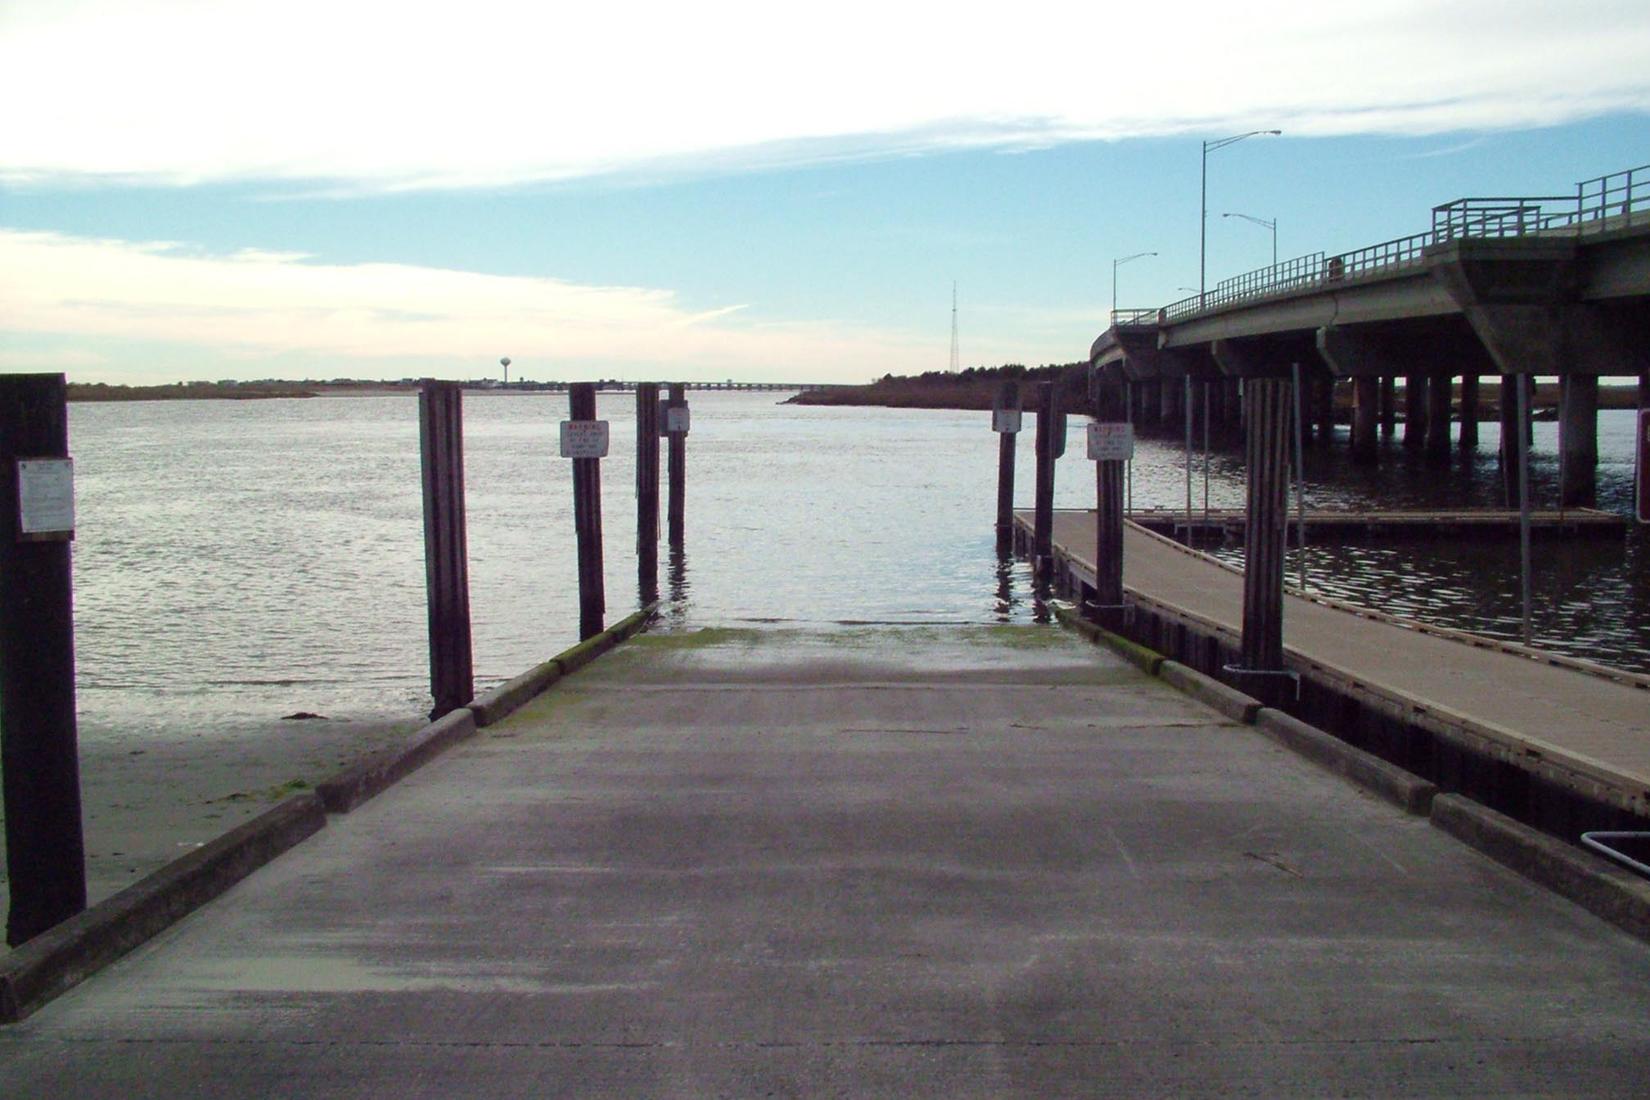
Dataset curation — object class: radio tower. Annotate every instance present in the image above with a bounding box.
[949,282,960,374]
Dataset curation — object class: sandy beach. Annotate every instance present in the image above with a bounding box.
[1,712,423,956]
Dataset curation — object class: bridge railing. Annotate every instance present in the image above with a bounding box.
[1142,161,1650,327]
[1109,308,1160,326]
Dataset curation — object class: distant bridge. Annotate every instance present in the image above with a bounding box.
[1091,162,1650,508]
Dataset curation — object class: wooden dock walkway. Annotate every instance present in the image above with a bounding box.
[1027,509,1650,817]
[6,625,1650,1095]
[1125,506,1626,540]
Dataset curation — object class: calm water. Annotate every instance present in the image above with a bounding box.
[65,393,1648,741]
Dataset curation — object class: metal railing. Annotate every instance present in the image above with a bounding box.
[1109,308,1159,326]
[1138,161,1650,327]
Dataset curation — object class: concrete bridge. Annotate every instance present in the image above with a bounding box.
[1092,162,1650,508]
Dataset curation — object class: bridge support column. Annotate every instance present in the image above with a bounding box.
[1315,377,1335,444]
[1404,375,1428,450]
[1380,376,1396,437]
[1425,375,1453,463]
[1226,380,1244,435]
[1559,373,1598,508]
[1241,378,1291,676]
[1459,375,1480,449]
[1351,377,1378,465]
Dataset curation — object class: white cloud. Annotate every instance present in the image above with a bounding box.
[0,229,954,381]
[2,0,1647,190]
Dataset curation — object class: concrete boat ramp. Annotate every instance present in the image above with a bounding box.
[5,625,1650,1096]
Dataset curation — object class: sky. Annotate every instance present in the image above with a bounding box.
[2,0,1649,386]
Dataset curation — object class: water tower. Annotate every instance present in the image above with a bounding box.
[500,356,511,386]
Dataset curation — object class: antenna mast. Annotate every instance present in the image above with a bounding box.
[949,282,960,373]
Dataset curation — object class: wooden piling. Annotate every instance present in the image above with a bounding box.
[570,383,606,640]
[666,383,686,549]
[1033,382,1061,577]
[994,380,1020,555]
[1500,374,1522,507]
[1094,457,1125,616]
[0,373,87,946]
[635,383,661,604]
[1240,378,1291,673]
[1559,373,1598,508]
[419,381,474,720]
[1426,374,1453,463]
[1351,376,1378,465]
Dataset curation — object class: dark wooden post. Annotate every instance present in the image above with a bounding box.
[419,381,474,720]
[1032,382,1062,577]
[994,381,1020,555]
[1,373,87,945]
[1379,375,1397,437]
[570,383,606,640]
[1351,376,1378,465]
[635,383,661,604]
[1559,373,1598,508]
[1500,374,1522,506]
[1425,374,1453,463]
[1240,378,1291,673]
[1404,374,1428,450]
[1094,443,1126,623]
[1459,374,1480,449]
[666,383,686,549]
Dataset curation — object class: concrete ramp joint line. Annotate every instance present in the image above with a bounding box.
[0,792,327,1024]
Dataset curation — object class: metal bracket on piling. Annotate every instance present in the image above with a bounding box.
[1580,831,1650,879]
[1219,664,1302,701]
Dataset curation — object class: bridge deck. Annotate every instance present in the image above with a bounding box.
[5,625,1650,1095]
[1029,509,1650,812]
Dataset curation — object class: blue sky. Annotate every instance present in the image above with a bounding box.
[3,1,1649,385]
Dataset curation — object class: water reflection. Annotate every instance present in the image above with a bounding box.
[666,543,690,627]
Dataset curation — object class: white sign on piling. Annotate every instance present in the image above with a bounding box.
[667,406,691,435]
[559,421,610,459]
[1086,422,1134,462]
[992,409,1023,434]
[16,458,75,540]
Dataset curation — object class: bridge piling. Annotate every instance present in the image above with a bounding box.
[1559,373,1598,508]
[1500,375,1523,506]
[1352,377,1379,464]
[1459,375,1480,449]
[1426,374,1453,464]
[1404,375,1429,450]
[1380,376,1397,438]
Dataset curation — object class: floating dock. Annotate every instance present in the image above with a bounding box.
[1125,506,1626,541]
[1022,509,1650,820]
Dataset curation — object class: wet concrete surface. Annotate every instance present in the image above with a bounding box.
[4,625,1650,1096]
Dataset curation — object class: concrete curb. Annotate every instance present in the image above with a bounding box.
[1052,607,1165,676]
[1255,708,1438,815]
[0,792,325,1024]
[471,602,660,728]
[1430,793,1650,943]
[1158,661,1264,724]
[315,708,479,814]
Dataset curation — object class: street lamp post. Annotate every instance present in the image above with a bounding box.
[1201,130,1281,304]
[1222,212,1278,267]
[1111,251,1157,316]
